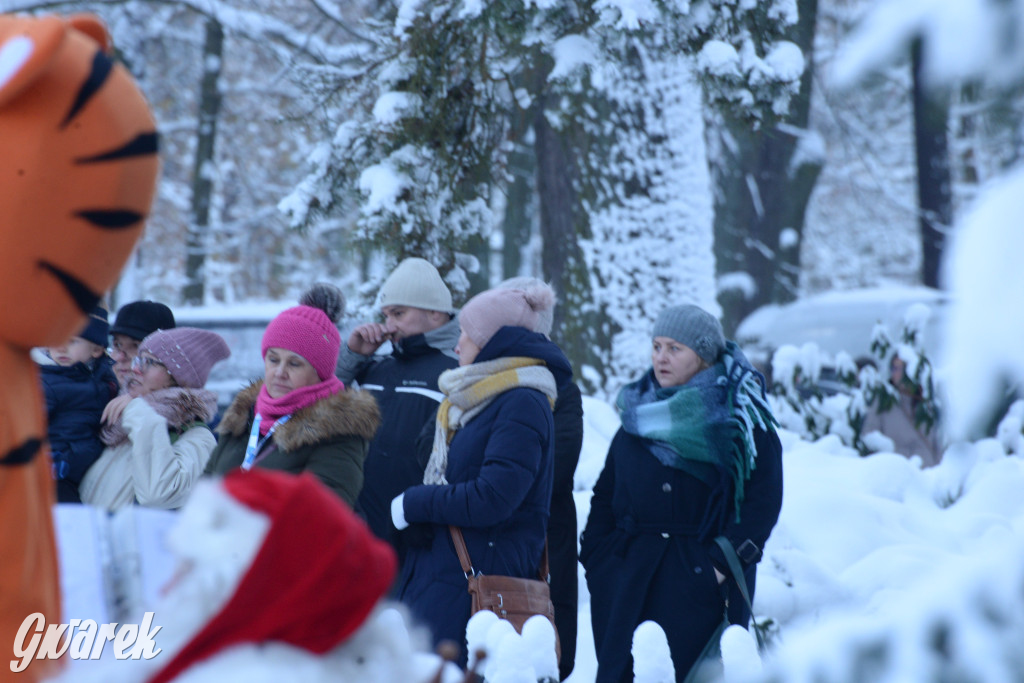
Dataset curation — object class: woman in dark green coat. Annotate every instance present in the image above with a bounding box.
[204,285,379,505]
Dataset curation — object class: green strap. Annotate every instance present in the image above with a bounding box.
[169,420,208,445]
[714,535,766,651]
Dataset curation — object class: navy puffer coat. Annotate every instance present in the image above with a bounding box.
[40,355,118,502]
[336,318,460,564]
[395,326,573,661]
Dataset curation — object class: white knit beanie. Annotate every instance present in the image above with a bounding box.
[376,258,453,313]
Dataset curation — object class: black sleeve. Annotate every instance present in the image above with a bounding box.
[552,382,584,505]
[579,431,620,568]
[414,406,440,472]
[549,382,584,680]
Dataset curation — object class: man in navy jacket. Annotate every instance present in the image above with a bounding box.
[337,258,459,569]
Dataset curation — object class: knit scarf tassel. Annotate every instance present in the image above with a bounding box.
[720,342,778,522]
[423,357,557,485]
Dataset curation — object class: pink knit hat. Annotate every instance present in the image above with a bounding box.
[139,327,230,389]
[261,305,341,381]
[459,284,554,350]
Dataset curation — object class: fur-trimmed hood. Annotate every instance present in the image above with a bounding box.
[217,381,380,452]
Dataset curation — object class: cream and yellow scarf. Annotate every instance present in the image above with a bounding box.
[422,357,557,485]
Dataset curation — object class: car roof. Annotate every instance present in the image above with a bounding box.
[736,286,949,366]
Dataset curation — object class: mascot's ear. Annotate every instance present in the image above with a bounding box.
[0,14,65,109]
[67,13,112,54]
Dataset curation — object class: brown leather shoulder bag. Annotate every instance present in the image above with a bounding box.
[449,525,561,663]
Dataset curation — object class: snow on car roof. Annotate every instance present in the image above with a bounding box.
[736,286,948,367]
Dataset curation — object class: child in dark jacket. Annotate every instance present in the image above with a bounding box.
[38,306,119,503]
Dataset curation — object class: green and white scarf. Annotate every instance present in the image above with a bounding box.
[616,341,777,525]
[423,357,557,485]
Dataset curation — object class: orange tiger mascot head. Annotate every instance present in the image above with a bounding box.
[0,13,159,679]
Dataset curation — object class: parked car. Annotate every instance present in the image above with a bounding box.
[735,286,950,380]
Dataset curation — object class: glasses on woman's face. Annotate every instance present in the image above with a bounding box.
[131,355,166,373]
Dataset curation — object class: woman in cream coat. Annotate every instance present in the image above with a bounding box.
[81,327,229,510]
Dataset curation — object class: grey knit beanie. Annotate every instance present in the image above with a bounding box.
[377,258,453,313]
[653,304,725,365]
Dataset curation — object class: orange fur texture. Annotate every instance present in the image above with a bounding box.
[0,13,159,680]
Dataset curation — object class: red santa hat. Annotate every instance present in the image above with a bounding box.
[147,469,397,683]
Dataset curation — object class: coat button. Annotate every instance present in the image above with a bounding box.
[662,483,672,493]
[488,541,494,547]
[695,566,703,574]
[661,532,670,539]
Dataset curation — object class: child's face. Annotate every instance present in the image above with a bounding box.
[47,337,104,367]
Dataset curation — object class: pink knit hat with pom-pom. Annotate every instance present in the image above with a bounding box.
[261,305,340,381]
[459,284,554,350]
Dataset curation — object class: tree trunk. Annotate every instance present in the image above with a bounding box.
[713,0,822,336]
[184,18,224,305]
[465,233,491,296]
[911,38,952,289]
[502,102,535,280]
[534,91,603,386]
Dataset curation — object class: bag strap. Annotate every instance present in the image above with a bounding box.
[449,525,550,581]
[713,535,766,651]
[449,526,475,577]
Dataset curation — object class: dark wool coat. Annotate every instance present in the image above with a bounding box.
[336,318,460,563]
[40,355,118,502]
[204,381,380,506]
[551,381,583,680]
[395,326,574,663]
[581,421,783,683]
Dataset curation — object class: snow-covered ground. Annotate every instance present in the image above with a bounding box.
[570,396,1024,682]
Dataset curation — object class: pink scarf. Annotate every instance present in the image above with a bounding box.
[253,377,345,435]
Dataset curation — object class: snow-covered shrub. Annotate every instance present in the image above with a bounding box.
[769,308,940,456]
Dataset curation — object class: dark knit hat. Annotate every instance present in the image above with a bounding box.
[110,300,176,341]
[460,284,554,350]
[139,327,230,389]
[653,304,726,365]
[261,305,341,381]
[78,304,109,347]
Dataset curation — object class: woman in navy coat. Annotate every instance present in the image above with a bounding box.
[581,304,783,683]
[391,283,573,664]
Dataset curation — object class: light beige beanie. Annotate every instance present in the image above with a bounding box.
[376,258,454,313]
